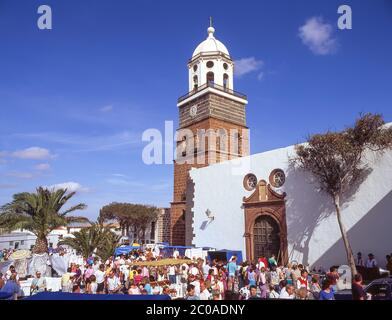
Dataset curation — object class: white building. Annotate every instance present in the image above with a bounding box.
[188,145,392,269]
[0,231,36,251]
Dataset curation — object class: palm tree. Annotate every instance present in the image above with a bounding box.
[58,223,120,260]
[0,187,87,254]
[96,229,122,261]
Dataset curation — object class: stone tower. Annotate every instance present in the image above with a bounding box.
[170,23,249,245]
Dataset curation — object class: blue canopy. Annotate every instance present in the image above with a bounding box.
[25,292,171,300]
[114,245,140,256]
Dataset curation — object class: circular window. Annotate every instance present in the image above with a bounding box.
[243,174,258,191]
[269,169,286,188]
[206,61,214,68]
[193,64,198,72]
[223,63,228,70]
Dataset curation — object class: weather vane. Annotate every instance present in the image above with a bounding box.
[209,16,213,28]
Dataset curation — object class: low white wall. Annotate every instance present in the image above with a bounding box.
[190,145,392,268]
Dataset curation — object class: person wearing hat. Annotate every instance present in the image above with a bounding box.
[366,254,378,268]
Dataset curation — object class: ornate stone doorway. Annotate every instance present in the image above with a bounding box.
[243,180,288,265]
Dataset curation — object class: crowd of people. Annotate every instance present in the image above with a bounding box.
[1,246,391,300]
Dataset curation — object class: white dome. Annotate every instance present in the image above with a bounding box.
[192,27,230,57]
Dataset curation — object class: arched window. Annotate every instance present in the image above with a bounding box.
[207,72,214,85]
[237,133,242,155]
[223,73,229,90]
[181,136,187,157]
[193,75,198,90]
[217,128,228,152]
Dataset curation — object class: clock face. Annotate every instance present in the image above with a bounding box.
[190,105,198,118]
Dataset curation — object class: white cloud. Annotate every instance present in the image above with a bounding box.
[0,184,17,189]
[257,72,264,81]
[234,57,264,77]
[100,105,113,113]
[112,173,127,178]
[12,147,55,160]
[47,182,90,193]
[298,17,337,55]
[35,163,51,171]
[106,178,144,187]
[0,152,7,164]
[7,171,35,179]
[12,131,140,153]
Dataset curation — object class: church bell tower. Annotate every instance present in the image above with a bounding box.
[170,22,249,245]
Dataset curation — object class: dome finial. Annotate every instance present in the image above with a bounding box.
[207,16,215,38]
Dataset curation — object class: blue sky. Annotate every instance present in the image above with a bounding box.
[1,0,391,220]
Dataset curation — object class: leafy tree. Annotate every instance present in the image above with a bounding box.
[291,113,392,277]
[0,187,87,254]
[99,203,158,243]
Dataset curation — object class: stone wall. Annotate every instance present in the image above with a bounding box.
[156,208,171,243]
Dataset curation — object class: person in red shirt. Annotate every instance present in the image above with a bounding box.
[297,269,310,290]
[258,256,269,270]
[326,267,339,292]
[133,269,143,286]
[352,274,367,300]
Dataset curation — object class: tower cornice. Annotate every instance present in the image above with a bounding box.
[177,83,248,107]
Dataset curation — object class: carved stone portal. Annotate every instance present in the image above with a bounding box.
[243,180,288,265]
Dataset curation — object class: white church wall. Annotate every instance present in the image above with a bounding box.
[190,144,392,268]
[190,159,249,253]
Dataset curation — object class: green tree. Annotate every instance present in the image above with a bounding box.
[0,187,87,254]
[291,113,392,277]
[99,203,158,243]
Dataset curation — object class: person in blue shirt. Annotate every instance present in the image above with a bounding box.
[143,277,152,295]
[319,279,335,300]
[227,256,238,291]
[0,274,20,300]
[227,256,237,276]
